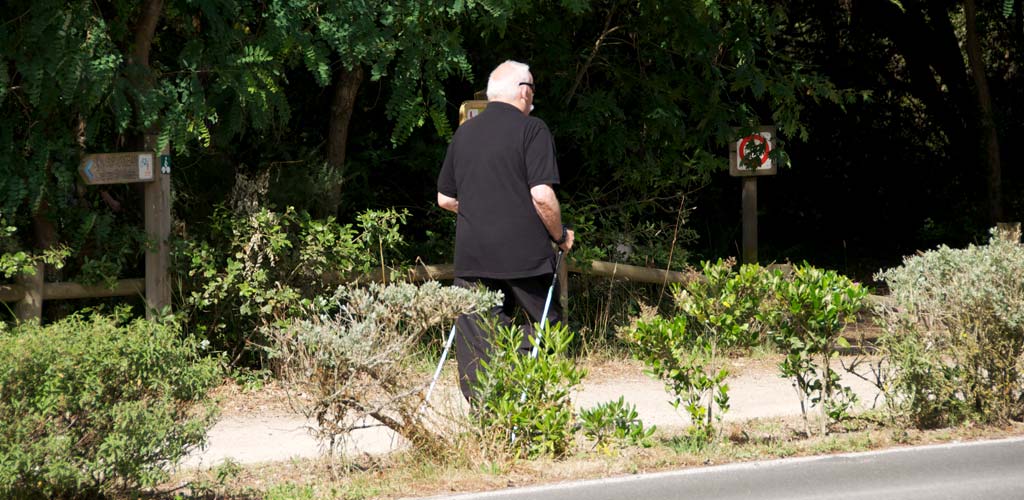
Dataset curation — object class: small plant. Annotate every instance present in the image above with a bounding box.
[578,396,656,450]
[875,228,1024,427]
[0,311,220,498]
[473,320,585,459]
[762,263,868,435]
[232,367,272,392]
[629,314,729,446]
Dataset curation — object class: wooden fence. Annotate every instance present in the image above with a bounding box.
[1,258,693,323]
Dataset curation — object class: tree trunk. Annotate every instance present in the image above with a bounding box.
[130,0,164,69]
[326,65,365,215]
[964,0,1004,223]
[128,0,164,150]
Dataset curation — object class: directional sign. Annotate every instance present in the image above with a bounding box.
[79,152,156,185]
[729,126,778,177]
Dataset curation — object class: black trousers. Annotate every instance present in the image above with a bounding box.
[453,274,562,402]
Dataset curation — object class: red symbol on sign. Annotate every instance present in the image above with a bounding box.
[738,134,771,167]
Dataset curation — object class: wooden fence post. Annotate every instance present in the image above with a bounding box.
[144,136,172,318]
[14,263,44,323]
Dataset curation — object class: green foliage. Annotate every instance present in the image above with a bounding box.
[474,0,866,269]
[474,321,585,459]
[174,173,406,366]
[356,207,411,280]
[0,0,292,284]
[0,312,220,498]
[629,313,729,446]
[762,263,868,435]
[578,396,656,451]
[875,228,1024,427]
[267,281,501,456]
[264,0,476,144]
[627,259,778,444]
[627,260,866,442]
[0,217,69,279]
[675,259,776,349]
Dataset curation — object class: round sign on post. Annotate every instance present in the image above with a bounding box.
[729,126,777,177]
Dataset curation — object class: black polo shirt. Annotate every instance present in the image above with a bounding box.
[437,102,560,279]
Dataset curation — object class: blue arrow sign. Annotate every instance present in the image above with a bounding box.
[84,160,95,180]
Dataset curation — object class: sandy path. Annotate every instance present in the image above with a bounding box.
[179,357,882,468]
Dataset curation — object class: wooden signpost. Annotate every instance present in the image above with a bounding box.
[74,143,171,319]
[729,126,778,265]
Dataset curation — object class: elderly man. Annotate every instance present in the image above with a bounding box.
[437,60,575,402]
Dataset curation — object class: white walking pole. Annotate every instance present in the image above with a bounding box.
[420,322,458,413]
[528,250,563,359]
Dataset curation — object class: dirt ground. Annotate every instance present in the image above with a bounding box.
[177,354,883,469]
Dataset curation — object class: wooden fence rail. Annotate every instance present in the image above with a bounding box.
[5,253,931,324]
[2,259,692,323]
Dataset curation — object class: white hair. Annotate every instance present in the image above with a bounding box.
[486,60,531,101]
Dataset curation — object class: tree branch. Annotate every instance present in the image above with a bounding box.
[563,4,620,106]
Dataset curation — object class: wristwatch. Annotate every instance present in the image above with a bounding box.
[552,225,568,245]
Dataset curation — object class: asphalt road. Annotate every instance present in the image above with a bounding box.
[422,437,1024,500]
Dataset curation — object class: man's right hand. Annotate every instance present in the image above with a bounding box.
[559,228,575,253]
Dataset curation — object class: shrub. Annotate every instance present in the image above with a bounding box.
[762,263,867,435]
[674,259,775,350]
[875,229,1024,427]
[473,321,585,459]
[627,259,772,445]
[174,172,410,367]
[629,313,729,445]
[0,312,220,498]
[267,281,501,457]
[578,396,656,451]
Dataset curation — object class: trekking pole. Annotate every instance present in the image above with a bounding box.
[511,250,563,443]
[528,249,564,359]
[419,322,458,414]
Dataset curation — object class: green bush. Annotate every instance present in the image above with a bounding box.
[674,259,775,350]
[174,172,410,367]
[875,229,1024,427]
[0,312,220,498]
[628,259,772,445]
[762,263,867,435]
[474,321,585,459]
[628,260,866,441]
[578,396,656,450]
[630,313,730,445]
